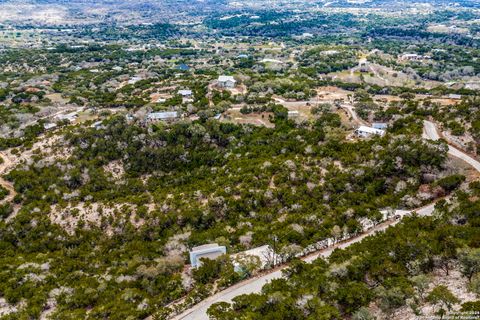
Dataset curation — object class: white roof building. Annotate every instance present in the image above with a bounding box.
[178,89,193,97]
[448,94,462,100]
[400,53,431,61]
[128,76,142,85]
[355,125,386,137]
[90,120,104,129]
[55,112,79,123]
[288,110,300,118]
[43,123,57,131]
[372,122,388,130]
[189,243,227,268]
[146,111,179,121]
[218,76,237,88]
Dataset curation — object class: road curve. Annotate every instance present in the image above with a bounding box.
[423,120,480,172]
[172,121,480,320]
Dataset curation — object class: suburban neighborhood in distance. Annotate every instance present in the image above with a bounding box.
[2,0,480,319]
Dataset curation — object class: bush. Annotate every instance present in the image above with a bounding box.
[0,203,12,219]
[0,185,9,201]
[461,300,480,311]
[436,174,466,192]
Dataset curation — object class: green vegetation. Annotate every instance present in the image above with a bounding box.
[208,182,480,319]
[1,2,480,319]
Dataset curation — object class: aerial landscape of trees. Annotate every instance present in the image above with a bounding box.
[0,0,480,318]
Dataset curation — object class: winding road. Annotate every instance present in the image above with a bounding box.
[171,120,480,320]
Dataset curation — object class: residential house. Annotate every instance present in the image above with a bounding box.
[178,89,193,103]
[448,94,462,100]
[189,244,227,268]
[178,89,193,98]
[288,110,300,118]
[176,63,190,71]
[400,53,431,61]
[146,111,179,122]
[355,125,386,138]
[43,123,57,131]
[372,122,388,130]
[55,112,78,123]
[218,76,237,89]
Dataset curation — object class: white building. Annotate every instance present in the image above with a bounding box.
[90,121,104,129]
[448,94,462,100]
[43,123,57,131]
[55,112,78,123]
[146,111,179,122]
[372,122,388,130]
[128,76,142,85]
[288,110,300,118]
[189,244,227,268]
[355,125,386,138]
[400,53,431,61]
[178,89,193,98]
[218,76,237,88]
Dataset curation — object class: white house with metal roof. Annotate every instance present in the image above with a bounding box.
[189,243,227,268]
[355,125,386,138]
[146,111,179,122]
[218,76,237,88]
[178,89,193,98]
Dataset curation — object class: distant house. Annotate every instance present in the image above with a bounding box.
[288,110,300,118]
[176,63,190,71]
[321,50,339,55]
[355,125,386,138]
[146,111,179,122]
[218,76,237,88]
[55,112,78,123]
[293,33,314,40]
[43,123,57,131]
[189,244,227,268]
[448,94,462,100]
[178,89,193,98]
[372,122,388,130]
[237,54,249,59]
[128,76,142,85]
[400,53,431,61]
[90,120,104,129]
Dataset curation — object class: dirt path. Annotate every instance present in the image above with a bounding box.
[0,151,16,204]
[0,150,20,220]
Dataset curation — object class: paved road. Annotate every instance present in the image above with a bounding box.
[423,120,441,141]
[172,121,480,320]
[423,120,480,172]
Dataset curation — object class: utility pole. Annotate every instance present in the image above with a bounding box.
[271,235,278,267]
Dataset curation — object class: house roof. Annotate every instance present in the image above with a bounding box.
[196,251,224,262]
[43,123,57,130]
[191,243,221,252]
[176,64,190,71]
[356,126,385,135]
[147,111,178,120]
[178,89,192,96]
[218,75,236,83]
